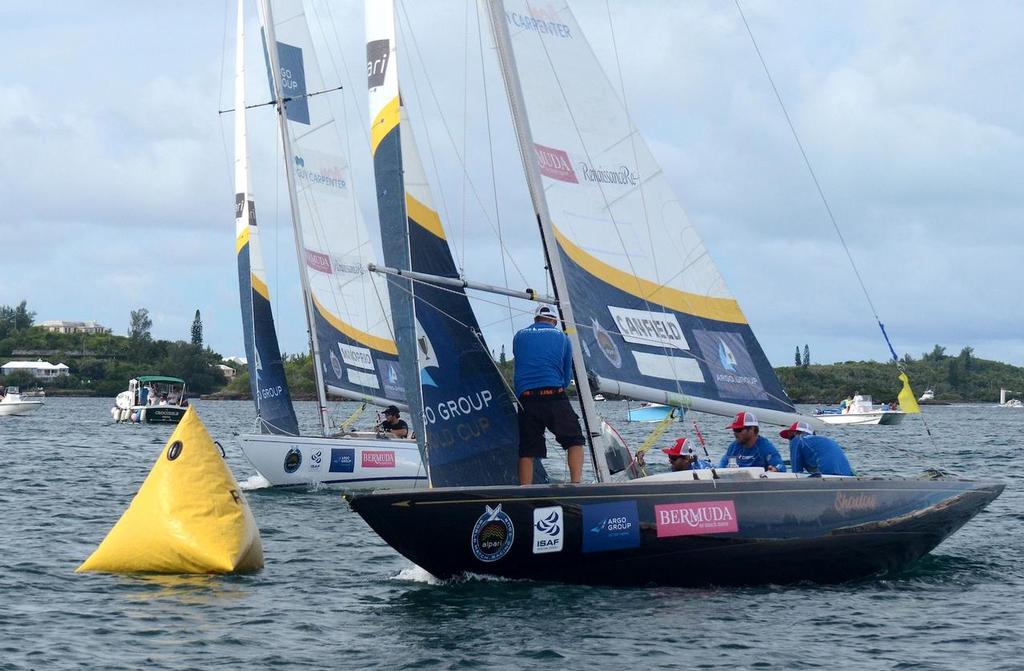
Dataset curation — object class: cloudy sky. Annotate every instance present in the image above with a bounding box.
[3,0,1022,371]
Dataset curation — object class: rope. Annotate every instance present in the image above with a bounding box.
[339,402,366,431]
[631,409,678,477]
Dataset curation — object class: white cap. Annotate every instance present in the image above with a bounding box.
[534,305,557,320]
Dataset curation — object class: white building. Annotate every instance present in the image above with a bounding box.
[38,320,111,335]
[215,363,237,380]
[1,360,70,378]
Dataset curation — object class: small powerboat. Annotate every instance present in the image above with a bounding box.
[0,386,44,416]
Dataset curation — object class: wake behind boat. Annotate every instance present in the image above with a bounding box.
[0,386,44,416]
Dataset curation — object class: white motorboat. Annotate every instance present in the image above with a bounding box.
[919,389,934,402]
[999,388,1023,408]
[815,394,904,425]
[111,376,189,424]
[0,386,44,416]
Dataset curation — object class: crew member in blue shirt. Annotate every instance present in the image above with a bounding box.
[718,412,786,472]
[513,304,585,485]
[780,421,855,476]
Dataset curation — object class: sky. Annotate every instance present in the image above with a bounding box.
[2,0,1022,370]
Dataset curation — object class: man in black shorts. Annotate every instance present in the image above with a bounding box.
[512,305,585,484]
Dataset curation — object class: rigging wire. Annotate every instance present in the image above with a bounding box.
[733,0,933,439]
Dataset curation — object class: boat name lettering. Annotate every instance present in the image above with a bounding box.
[505,9,572,39]
[422,390,493,424]
[534,144,578,183]
[578,161,638,186]
[835,491,878,515]
[655,501,738,538]
[305,249,332,274]
[608,306,690,351]
[366,39,390,89]
[362,451,395,468]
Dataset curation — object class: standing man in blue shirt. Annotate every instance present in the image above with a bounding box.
[513,305,585,485]
[780,421,855,476]
[718,412,786,472]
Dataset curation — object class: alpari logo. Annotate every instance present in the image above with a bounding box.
[718,339,737,371]
[578,161,639,187]
[471,504,515,562]
[366,39,390,89]
[534,144,578,183]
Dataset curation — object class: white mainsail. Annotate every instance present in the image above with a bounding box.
[490,1,805,427]
[259,0,406,422]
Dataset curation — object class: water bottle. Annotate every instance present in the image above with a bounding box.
[728,456,738,468]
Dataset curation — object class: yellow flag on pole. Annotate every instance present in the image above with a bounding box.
[898,372,920,414]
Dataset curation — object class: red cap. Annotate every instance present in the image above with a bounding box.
[780,421,813,440]
[727,411,759,430]
[661,437,688,457]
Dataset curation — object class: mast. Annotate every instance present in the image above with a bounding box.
[257,0,331,433]
[486,0,612,482]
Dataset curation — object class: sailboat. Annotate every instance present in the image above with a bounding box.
[231,0,425,489]
[347,0,1003,586]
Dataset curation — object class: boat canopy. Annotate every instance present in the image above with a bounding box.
[135,376,186,385]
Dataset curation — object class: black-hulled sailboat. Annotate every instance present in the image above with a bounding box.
[348,0,1002,586]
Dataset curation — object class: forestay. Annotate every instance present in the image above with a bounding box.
[366,1,542,486]
[233,0,298,436]
[498,1,795,418]
[262,0,405,407]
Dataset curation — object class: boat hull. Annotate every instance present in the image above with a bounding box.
[0,400,43,416]
[347,475,1003,586]
[817,411,904,426]
[111,404,188,424]
[627,404,676,423]
[239,433,427,490]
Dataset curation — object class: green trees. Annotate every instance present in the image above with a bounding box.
[191,310,203,347]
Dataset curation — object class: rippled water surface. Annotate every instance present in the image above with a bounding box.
[1,398,1021,670]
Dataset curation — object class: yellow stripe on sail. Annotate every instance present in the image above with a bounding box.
[898,372,920,414]
[235,227,250,254]
[312,294,398,355]
[370,96,400,155]
[552,228,748,324]
[251,273,270,301]
[406,193,446,240]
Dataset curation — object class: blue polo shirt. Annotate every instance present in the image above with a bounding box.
[718,435,786,471]
[789,434,855,476]
[512,321,573,396]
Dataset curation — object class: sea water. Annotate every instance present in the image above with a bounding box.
[0,398,1020,670]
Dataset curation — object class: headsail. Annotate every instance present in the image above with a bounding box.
[233,0,298,436]
[492,1,797,423]
[260,0,405,414]
[367,1,539,486]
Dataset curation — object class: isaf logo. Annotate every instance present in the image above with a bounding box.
[532,506,563,554]
[471,504,515,562]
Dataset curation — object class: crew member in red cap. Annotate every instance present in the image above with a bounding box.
[662,438,711,472]
[780,421,854,476]
[718,411,785,472]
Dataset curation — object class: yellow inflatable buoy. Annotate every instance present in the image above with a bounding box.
[77,406,263,574]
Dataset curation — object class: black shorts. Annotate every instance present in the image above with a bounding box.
[517,392,585,458]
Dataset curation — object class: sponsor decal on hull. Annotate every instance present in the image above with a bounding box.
[330,448,355,473]
[582,501,640,553]
[533,506,563,554]
[655,501,738,538]
[471,504,515,562]
[283,448,302,474]
[362,450,396,468]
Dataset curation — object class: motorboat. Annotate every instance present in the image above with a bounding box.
[627,402,678,423]
[111,376,189,424]
[0,386,44,416]
[919,389,934,402]
[999,388,1023,408]
[816,394,904,426]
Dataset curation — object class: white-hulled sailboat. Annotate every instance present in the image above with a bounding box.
[348,0,1003,586]
[232,0,424,489]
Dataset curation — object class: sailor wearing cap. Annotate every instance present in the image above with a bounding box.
[377,405,409,438]
[512,304,585,485]
[780,421,854,476]
[662,438,711,472]
[718,412,786,472]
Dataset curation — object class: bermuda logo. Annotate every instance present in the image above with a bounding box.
[534,144,578,183]
[533,506,563,554]
[362,451,396,468]
[655,501,738,538]
[471,504,515,562]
